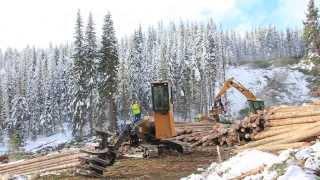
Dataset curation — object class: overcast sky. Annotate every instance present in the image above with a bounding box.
[0,0,312,49]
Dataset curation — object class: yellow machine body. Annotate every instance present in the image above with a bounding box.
[151,81,176,139]
[154,107,176,139]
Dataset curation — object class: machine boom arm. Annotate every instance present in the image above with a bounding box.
[215,78,257,101]
[210,78,264,121]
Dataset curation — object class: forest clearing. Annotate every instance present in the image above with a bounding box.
[1,101,320,179]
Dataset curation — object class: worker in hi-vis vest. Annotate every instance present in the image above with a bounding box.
[131,100,141,123]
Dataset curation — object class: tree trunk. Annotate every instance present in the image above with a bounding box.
[110,99,117,132]
[88,95,94,135]
[98,98,117,132]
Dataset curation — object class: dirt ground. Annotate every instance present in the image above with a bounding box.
[104,148,231,180]
[37,148,231,180]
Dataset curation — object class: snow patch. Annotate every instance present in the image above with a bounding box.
[292,58,315,71]
[278,165,314,180]
[182,142,320,180]
[0,68,5,75]
[24,130,72,152]
[182,150,279,180]
[0,128,73,154]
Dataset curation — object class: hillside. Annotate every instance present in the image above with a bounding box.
[223,64,313,118]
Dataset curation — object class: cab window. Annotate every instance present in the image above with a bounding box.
[152,83,169,112]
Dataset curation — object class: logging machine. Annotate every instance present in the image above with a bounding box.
[80,81,191,176]
[210,77,264,121]
[138,81,190,154]
[150,81,176,138]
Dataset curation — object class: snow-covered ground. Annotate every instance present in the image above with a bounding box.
[0,129,72,155]
[23,130,72,152]
[182,142,320,180]
[291,53,318,71]
[222,65,312,117]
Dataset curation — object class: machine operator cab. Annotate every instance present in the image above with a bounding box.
[151,81,176,139]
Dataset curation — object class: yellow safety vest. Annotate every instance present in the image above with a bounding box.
[131,103,141,115]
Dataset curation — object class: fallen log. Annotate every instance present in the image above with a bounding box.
[6,158,80,175]
[266,124,309,131]
[28,140,57,152]
[267,116,320,127]
[0,153,86,174]
[267,111,320,120]
[0,147,113,177]
[268,123,320,145]
[251,142,310,152]
[0,150,80,172]
[252,125,302,140]
[234,142,310,153]
[268,105,320,114]
[174,122,216,127]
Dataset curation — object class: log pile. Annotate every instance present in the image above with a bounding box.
[236,111,266,141]
[173,123,238,147]
[173,101,320,151]
[175,122,215,134]
[236,102,320,152]
[0,148,113,178]
[171,112,266,148]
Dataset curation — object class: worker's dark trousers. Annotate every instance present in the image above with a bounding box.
[133,113,141,123]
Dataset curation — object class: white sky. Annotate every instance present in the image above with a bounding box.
[0,0,311,49]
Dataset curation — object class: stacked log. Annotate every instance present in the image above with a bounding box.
[170,123,234,147]
[236,111,266,141]
[171,112,266,147]
[236,101,320,153]
[0,149,112,178]
[175,122,216,134]
[173,101,320,150]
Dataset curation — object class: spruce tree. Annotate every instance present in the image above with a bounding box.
[117,40,131,121]
[72,10,87,139]
[303,0,320,57]
[129,26,149,111]
[205,20,218,112]
[41,51,55,135]
[50,47,62,131]
[84,12,98,134]
[285,28,293,57]
[0,49,3,67]
[27,48,38,139]
[0,82,5,143]
[159,43,169,80]
[97,12,119,131]
[36,51,45,136]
